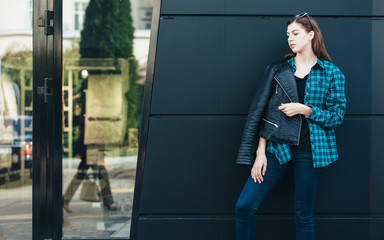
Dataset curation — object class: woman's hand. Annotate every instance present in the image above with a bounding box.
[278,103,312,117]
[251,153,267,184]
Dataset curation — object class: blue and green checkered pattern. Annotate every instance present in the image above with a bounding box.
[266,57,347,168]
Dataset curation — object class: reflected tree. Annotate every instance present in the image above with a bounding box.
[80,0,140,146]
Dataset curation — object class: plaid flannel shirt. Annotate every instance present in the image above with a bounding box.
[266,57,347,168]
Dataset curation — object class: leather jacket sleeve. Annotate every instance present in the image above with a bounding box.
[236,64,276,165]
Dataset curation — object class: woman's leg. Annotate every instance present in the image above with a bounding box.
[93,164,115,207]
[292,152,323,240]
[63,158,89,204]
[63,158,89,211]
[235,152,290,240]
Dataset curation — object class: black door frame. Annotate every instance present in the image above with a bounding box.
[32,0,62,239]
[130,0,162,239]
[32,0,153,238]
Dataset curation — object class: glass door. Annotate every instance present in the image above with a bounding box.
[61,0,144,238]
[62,58,136,239]
[0,0,33,239]
[0,0,148,238]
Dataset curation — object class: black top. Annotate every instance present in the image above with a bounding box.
[289,75,312,153]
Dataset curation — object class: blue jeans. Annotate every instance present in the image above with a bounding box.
[235,152,323,240]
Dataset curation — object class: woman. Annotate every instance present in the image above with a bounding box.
[235,13,347,240]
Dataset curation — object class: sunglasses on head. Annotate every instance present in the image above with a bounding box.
[295,12,315,31]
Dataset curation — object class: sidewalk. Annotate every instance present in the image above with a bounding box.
[0,156,136,239]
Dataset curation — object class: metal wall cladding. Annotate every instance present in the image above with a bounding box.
[316,118,371,213]
[137,217,371,240]
[371,219,384,240]
[137,217,236,240]
[139,117,249,214]
[151,17,382,115]
[151,17,284,115]
[134,0,384,239]
[139,118,371,214]
[161,0,380,15]
[370,118,384,213]
[372,19,384,114]
[373,0,384,15]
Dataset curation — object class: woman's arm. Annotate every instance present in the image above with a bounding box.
[306,69,346,127]
[251,137,267,184]
[278,103,312,117]
[278,68,346,128]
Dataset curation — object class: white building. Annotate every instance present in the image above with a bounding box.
[0,0,152,65]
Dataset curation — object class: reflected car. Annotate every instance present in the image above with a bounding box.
[0,116,33,178]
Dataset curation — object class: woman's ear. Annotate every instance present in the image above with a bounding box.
[308,31,315,41]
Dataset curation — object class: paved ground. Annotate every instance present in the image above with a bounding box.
[62,190,133,238]
[0,156,136,239]
[0,221,32,240]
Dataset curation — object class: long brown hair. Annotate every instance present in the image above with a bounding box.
[284,14,333,63]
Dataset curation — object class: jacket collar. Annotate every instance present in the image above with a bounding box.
[286,57,325,72]
[274,61,299,103]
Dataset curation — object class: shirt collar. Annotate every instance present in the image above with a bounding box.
[286,56,325,71]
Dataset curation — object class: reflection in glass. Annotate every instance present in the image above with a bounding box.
[0,0,33,239]
[62,0,147,238]
[62,58,139,240]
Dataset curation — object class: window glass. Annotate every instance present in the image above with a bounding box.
[62,0,151,238]
[0,0,33,239]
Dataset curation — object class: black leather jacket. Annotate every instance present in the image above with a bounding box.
[236,61,302,165]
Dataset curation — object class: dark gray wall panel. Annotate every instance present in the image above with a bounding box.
[161,0,376,15]
[224,0,372,16]
[372,19,384,114]
[139,117,249,214]
[222,19,286,113]
[373,0,384,15]
[137,217,370,240]
[137,217,235,240]
[162,0,224,15]
[371,118,384,213]
[151,17,374,115]
[370,218,384,240]
[151,18,224,114]
[133,1,384,239]
[315,118,371,213]
[316,218,369,240]
[139,117,370,214]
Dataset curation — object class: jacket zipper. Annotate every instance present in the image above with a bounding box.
[262,118,279,128]
[274,76,302,145]
[274,77,293,102]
